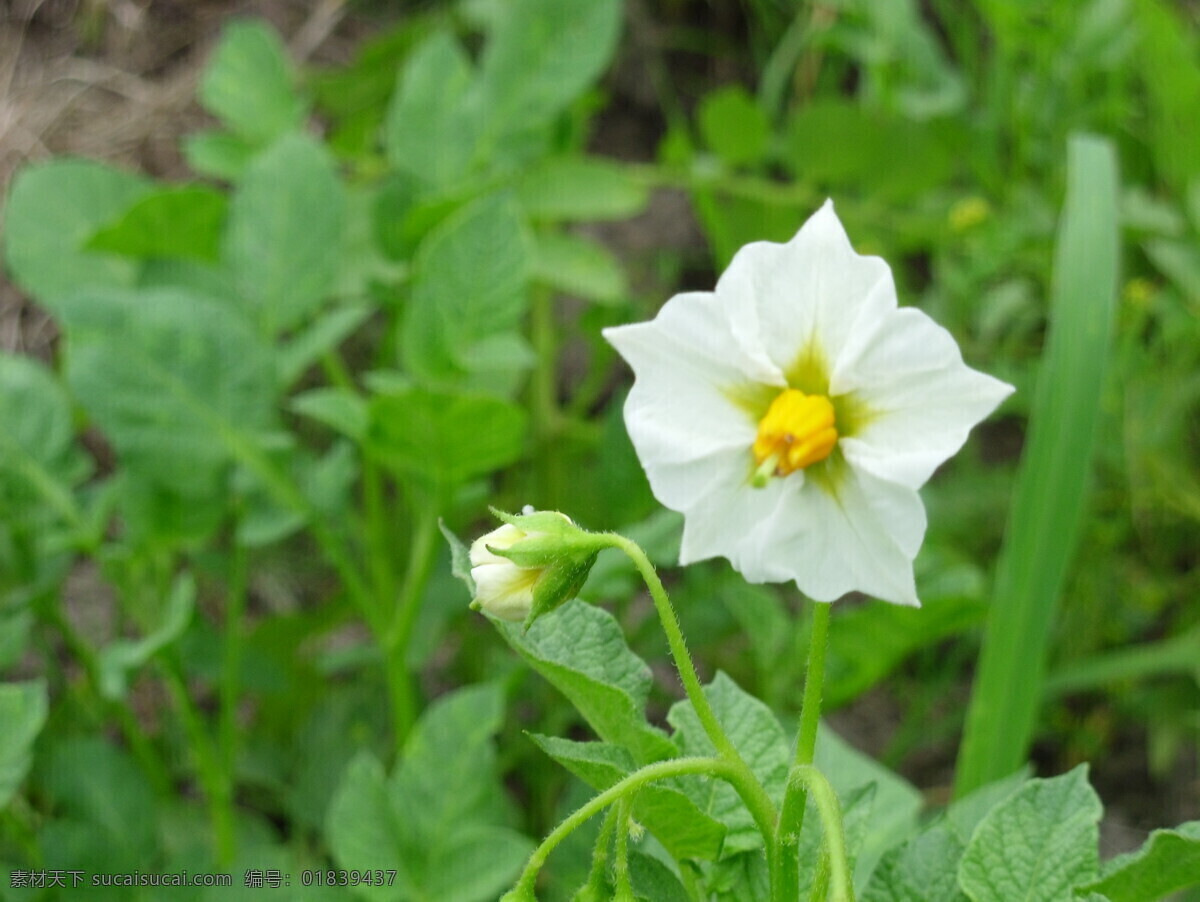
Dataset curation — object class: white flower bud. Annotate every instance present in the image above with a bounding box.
[469,524,540,622]
[467,510,603,627]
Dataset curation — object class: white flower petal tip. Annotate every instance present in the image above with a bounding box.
[606,202,1013,607]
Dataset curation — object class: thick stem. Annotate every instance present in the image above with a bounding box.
[776,600,832,901]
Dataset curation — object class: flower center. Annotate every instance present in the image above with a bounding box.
[751,389,838,487]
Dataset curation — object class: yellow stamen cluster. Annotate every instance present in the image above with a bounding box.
[751,389,838,487]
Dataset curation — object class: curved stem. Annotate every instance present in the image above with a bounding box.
[601,535,738,761]
[789,765,854,902]
[509,756,733,896]
[599,534,783,893]
[777,600,832,900]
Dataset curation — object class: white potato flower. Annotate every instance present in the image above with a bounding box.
[603,201,1013,606]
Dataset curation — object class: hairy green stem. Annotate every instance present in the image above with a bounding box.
[777,600,832,901]
[790,765,854,902]
[581,808,619,897]
[612,796,636,900]
[601,534,783,893]
[509,757,734,896]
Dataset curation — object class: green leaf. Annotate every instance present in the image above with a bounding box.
[864,819,968,902]
[237,440,357,547]
[627,851,692,902]
[496,600,677,764]
[97,573,195,700]
[516,156,648,221]
[182,131,257,180]
[0,354,90,525]
[35,736,158,872]
[326,684,532,902]
[956,135,1121,794]
[438,520,476,597]
[532,232,627,305]
[698,86,770,167]
[291,387,369,442]
[384,31,481,185]
[529,735,726,861]
[666,671,790,855]
[401,193,532,389]
[87,186,227,262]
[277,304,373,388]
[56,286,277,494]
[198,19,306,145]
[3,159,150,308]
[864,767,1022,902]
[784,101,957,201]
[1133,0,1200,192]
[1078,820,1200,902]
[0,610,34,672]
[224,132,345,335]
[957,765,1101,902]
[367,388,526,489]
[0,680,47,807]
[1144,237,1200,302]
[863,772,1027,902]
[479,0,621,132]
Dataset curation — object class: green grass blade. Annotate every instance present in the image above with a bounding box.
[955,133,1120,796]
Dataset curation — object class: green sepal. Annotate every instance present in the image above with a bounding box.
[521,552,599,628]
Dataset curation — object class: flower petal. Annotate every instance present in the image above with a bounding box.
[718,201,896,381]
[677,456,801,569]
[756,475,922,606]
[674,450,923,606]
[835,307,1014,489]
[604,290,782,466]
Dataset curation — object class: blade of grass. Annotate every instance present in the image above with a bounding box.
[955,133,1120,796]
